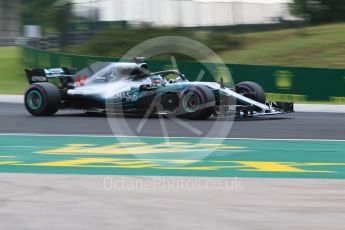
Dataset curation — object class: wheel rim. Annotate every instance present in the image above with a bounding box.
[183,92,200,113]
[27,90,43,110]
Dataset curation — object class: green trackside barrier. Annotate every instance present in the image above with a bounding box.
[21,46,345,102]
[228,64,345,102]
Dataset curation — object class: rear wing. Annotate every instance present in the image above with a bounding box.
[24,67,76,84]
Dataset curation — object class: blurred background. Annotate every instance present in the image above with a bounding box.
[0,0,344,101]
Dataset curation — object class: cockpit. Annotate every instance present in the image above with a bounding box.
[80,62,148,85]
[76,62,187,86]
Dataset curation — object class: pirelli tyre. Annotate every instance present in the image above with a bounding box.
[24,82,61,116]
[179,85,216,120]
[235,81,266,104]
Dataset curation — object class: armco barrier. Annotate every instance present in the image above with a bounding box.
[22,46,345,102]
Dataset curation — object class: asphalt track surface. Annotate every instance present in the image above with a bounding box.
[1,173,344,230]
[1,102,345,230]
[0,102,344,139]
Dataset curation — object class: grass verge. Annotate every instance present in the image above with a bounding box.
[219,23,345,68]
[0,46,28,94]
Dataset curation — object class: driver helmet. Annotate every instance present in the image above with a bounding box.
[152,75,164,85]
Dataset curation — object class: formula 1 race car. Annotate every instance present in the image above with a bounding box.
[24,60,293,119]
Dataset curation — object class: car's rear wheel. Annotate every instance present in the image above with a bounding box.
[179,85,215,120]
[24,82,61,116]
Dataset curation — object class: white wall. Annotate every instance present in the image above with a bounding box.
[73,0,296,27]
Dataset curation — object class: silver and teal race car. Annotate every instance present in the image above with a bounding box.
[24,60,293,119]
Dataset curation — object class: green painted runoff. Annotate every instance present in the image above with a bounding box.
[0,135,344,179]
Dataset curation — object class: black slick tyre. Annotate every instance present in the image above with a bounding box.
[24,82,61,116]
[179,85,215,120]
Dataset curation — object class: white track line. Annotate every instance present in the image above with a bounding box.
[0,133,344,142]
[0,94,23,103]
[295,104,345,113]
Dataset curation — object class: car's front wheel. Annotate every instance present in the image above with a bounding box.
[235,81,266,104]
[24,82,61,116]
